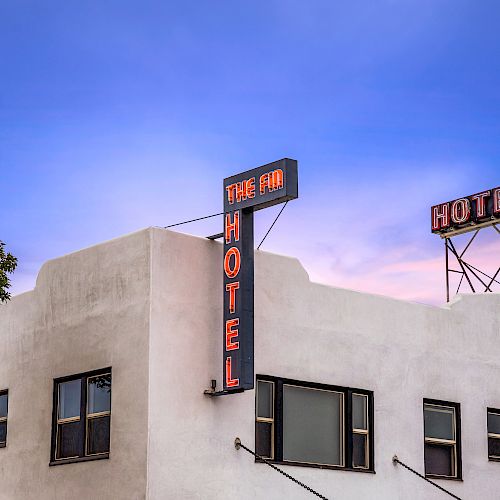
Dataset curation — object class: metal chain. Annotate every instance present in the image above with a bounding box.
[235,438,330,500]
[392,456,462,500]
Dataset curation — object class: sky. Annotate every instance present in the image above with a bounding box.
[1,0,499,305]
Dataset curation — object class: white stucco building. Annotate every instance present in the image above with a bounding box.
[0,227,499,499]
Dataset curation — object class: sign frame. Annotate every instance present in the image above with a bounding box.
[431,187,500,238]
[222,158,298,393]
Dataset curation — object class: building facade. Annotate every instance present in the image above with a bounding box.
[0,227,499,499]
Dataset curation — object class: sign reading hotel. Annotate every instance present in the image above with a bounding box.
[431,187,500,237]
[223,159,298,392]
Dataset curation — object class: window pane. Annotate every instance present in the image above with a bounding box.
[352,394,367,430]
[88,375,111,414]
[424,443,453,477]
[488,412,500,435]
[87,416,110,455]
[257,381,273,419]
[0,393,7,418]
[256,421,272,458]
[353,433,367,468]
[424,405,454,441]
[283,385,342,466]
[58,380,81,420]
[0,421,6,444]
[57,421,81,458]
[488,437,500,458]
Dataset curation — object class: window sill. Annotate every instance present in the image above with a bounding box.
[49,453,109,467]
[0,443,5,449]
[425,474,463,482]
[488,457,500,462]
[256,458,375,474]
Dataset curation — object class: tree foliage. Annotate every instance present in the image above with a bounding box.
[0,241,17,303]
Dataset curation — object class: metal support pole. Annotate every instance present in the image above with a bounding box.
[442,224,499,301]
[445,239,450,302]
[447,239,475,293]
[486,266,500,293]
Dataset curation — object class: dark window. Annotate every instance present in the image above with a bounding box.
[423,399,461,479]
[256,380,274,459]
[487,408,500,460]
[0,390,8,448]
[352,394,369,469]
[256,376,374,471]
[51,369,111,464]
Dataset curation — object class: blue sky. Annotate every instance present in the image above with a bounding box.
[2,1,499,303]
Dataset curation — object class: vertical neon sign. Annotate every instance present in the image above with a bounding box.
[222,159,298,392]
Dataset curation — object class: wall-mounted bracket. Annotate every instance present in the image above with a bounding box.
[203,379,244,397]
[206,232,223,240]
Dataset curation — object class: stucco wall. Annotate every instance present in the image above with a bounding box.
[147,228,500,500]
[2,227,499,499]
[0,230,151,500]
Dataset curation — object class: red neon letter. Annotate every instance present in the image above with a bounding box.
[259,173,270,195]
[494,188,500,215]
[225,211,240,244]
[225,184,237,205]
[431,203,450,231]
[225,357,239,387]
[471,191,490,218]
[224,247,241,278]
[225,318,239,350]
[247,178,256,198]
[226,282,239,313]
[271,169,284,191]
[235,181,245,202]
[450,198,471,224]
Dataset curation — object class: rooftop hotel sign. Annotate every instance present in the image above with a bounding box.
[431,187,500,237]
[223,159,298,392]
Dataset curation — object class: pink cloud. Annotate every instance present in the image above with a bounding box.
[301,234,500,305]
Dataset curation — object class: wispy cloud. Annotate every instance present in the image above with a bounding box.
[300,229,499,305]
[3,1,499,305]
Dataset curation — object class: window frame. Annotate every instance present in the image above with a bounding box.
[255,375,374,473]
[487,407,500,461]
[255,380,275,460]
[282,383,345,468]
[50,368,111,466]
[352,393,370,470]
[423,398,462,480]
[85,374,112,457]
[0,389,8,448]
